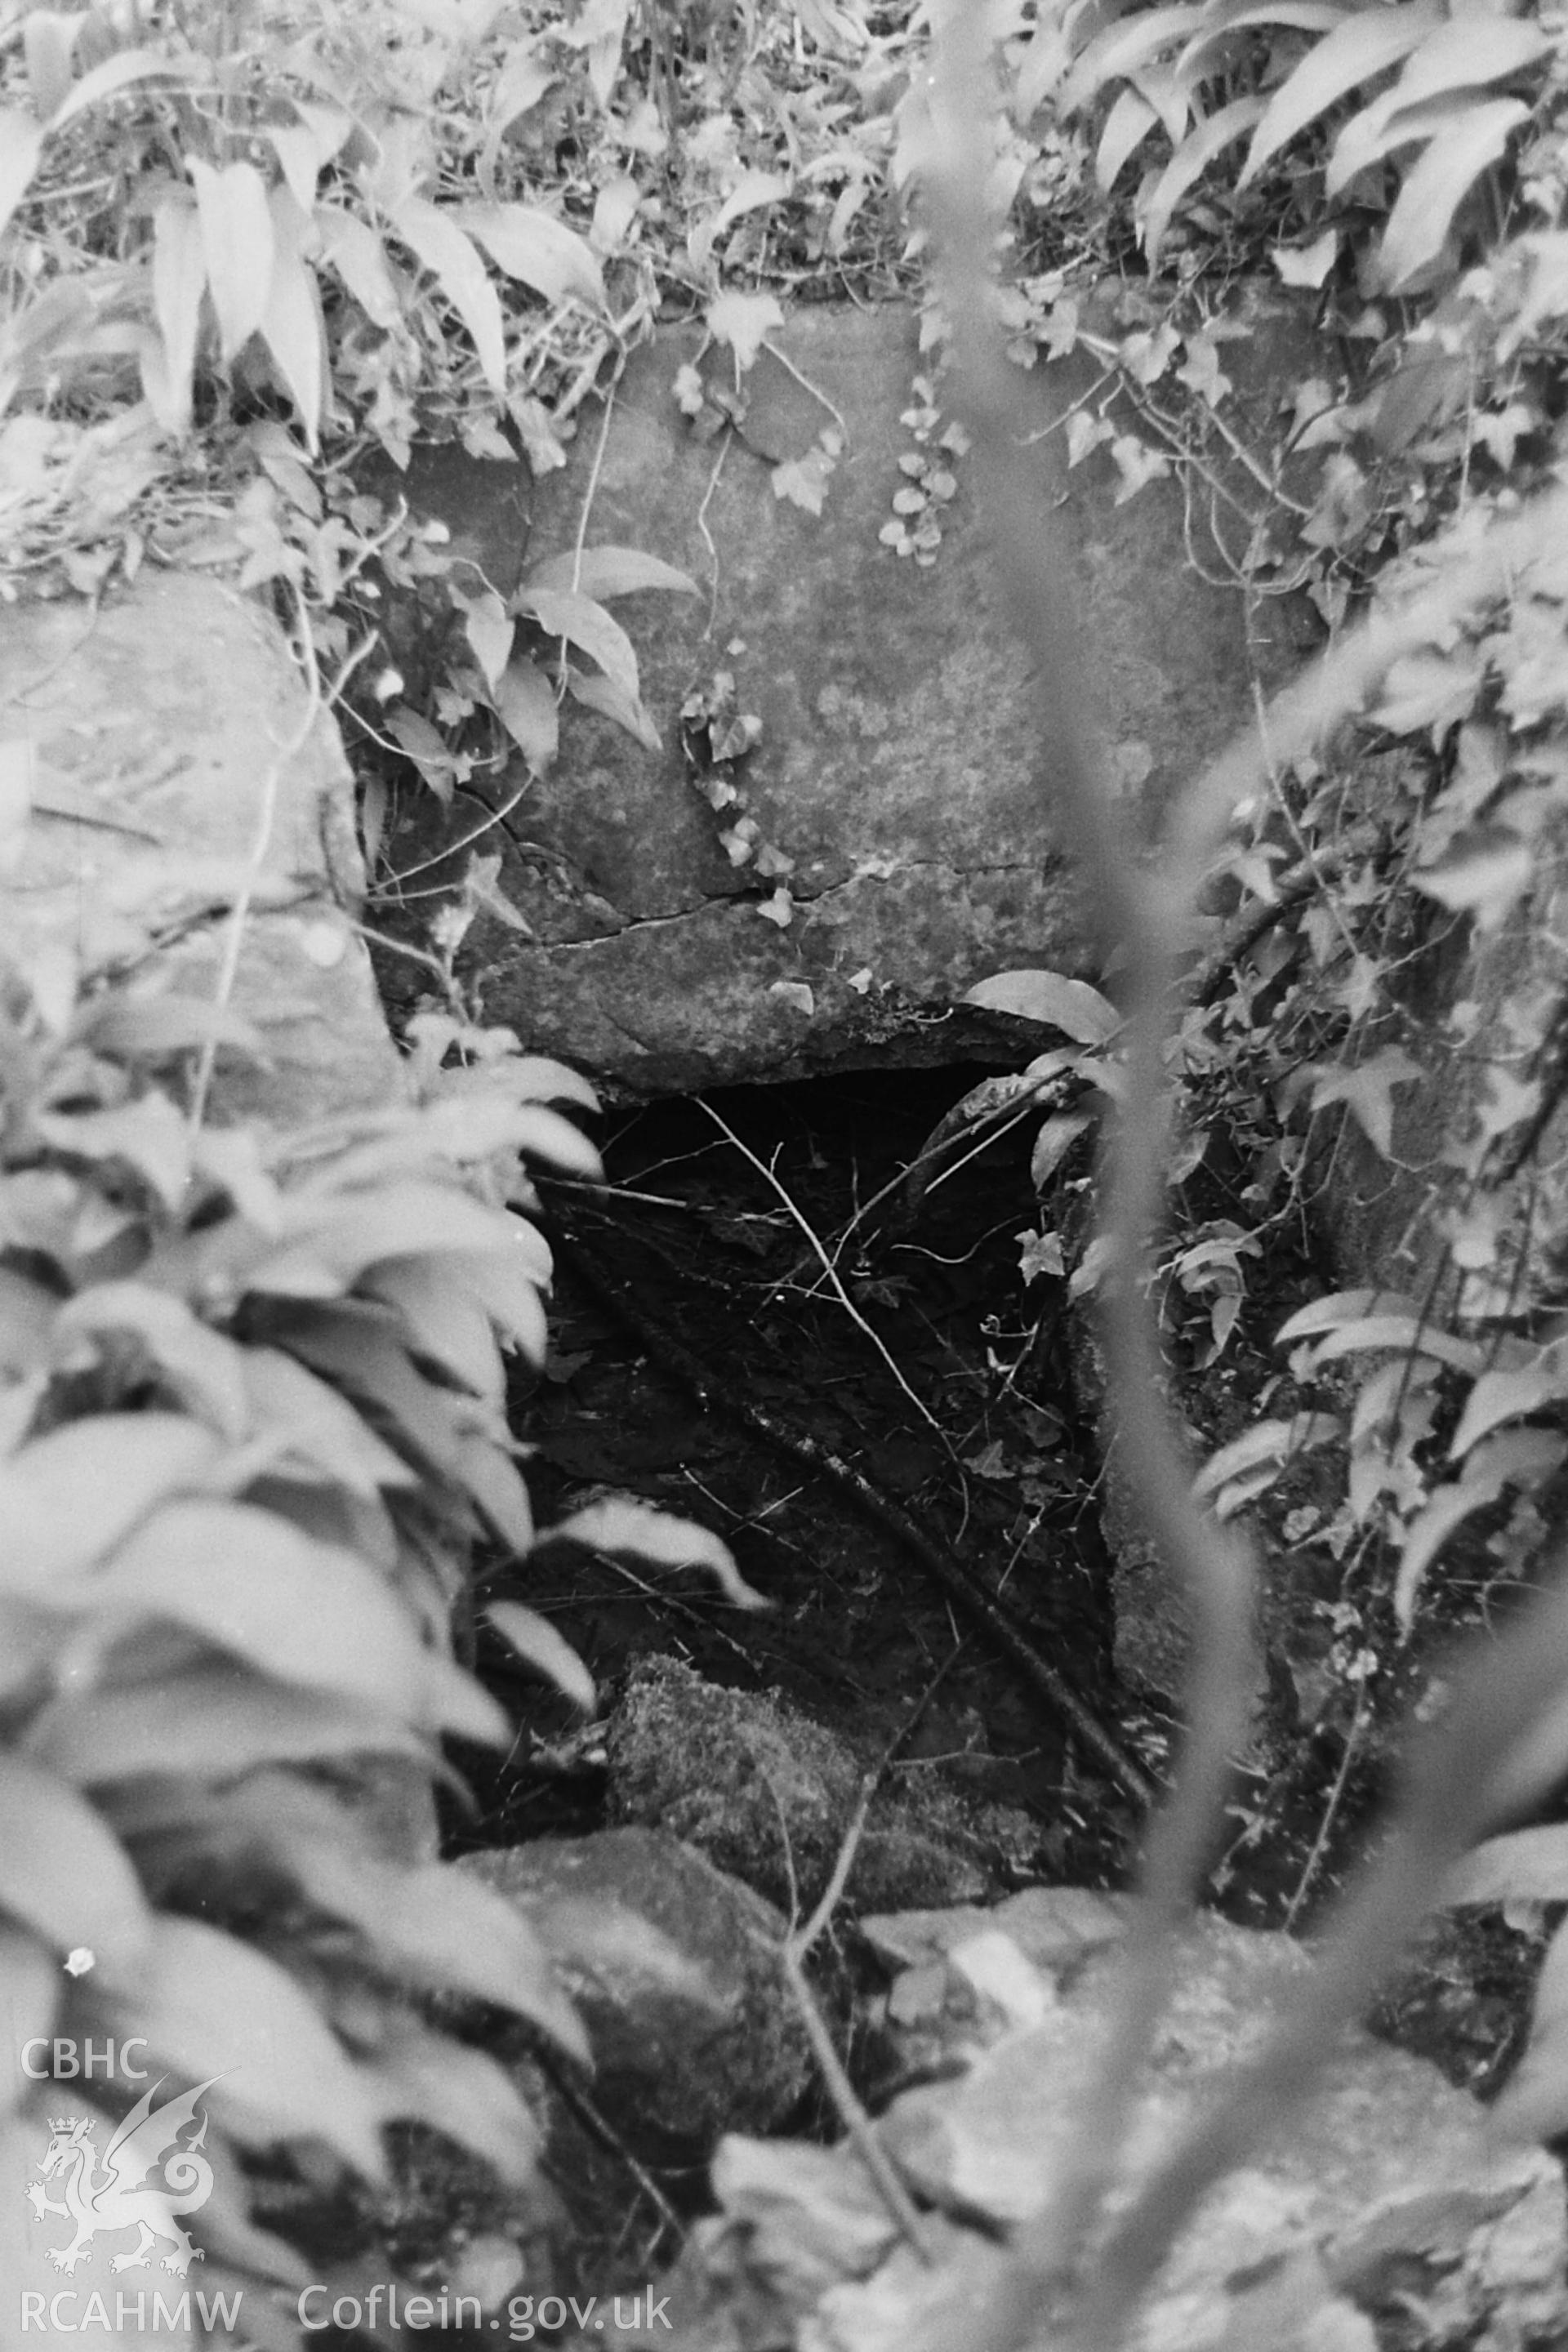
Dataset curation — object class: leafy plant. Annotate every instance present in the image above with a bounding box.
[0,940,761,2324]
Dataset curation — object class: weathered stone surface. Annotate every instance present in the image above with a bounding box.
[616,1895,1567,2352]
[457,1828,813,2147]
[606,1655,1041,1914]
[382,294,1319,1095]
[0,569,399,1129]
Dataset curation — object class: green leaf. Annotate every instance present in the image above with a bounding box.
[523,546,699,600]
[490,654,559,773]
[49,44,205,129]
[0,1928,58,2111]
[73,992,261,1061]
[706,287,785,369]
[1445,1827,1568,1908]
[1394,1429,1567,1628]
[300,1850,588,2060]
[693,182,791,277]
[23,11,82,120]
[87,1497,449,1717]
[257,186,325,451]
[459,586,515,689]
[514,586,640,704]
[564,663,661,751]
[33,1089,191,1209]
[1388,13,1547,114]
[103,1916,387,2176]
[1239,0,1441,187]
[367,2026,541,2182]
[1141,94,1265,265]
[391,197,506,399]
[962,969,1120,1044]
[1377,97,1529,291]
[451,1431,534,1550]
[1096,87,1159,191]
[0,1753,150,1974]
[552,1495,770,1610]
[0,1267,57,1376]
[241,1345,419,1496]
[361,1260,504,1403]
[1305,1315,1484,1374]
[1193,1413,1343,1499]
[0,1413,221,1582]
[434,1056,597,1117]
[1276,1288,1423,1343]
[1177,0,1352,83]
[1451,1365,1568,1460]
[1060,6,1202,114]
[457,200,604,308]
[28,1667,428,1788]
[445,1246,550,1365]
[488,1600,595,1710]
[315,205,403,331]
[1481,1913,1568,2137]
[55,1282,252,1437]
[0,110,45,244]
[250,1180,530,1294]
[1307,1045,1423,1157]
[1029,1111,1093,1189]
[189,157,274,366]
[146,189,206,436]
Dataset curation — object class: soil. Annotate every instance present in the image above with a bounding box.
[452,1064,1142,1887]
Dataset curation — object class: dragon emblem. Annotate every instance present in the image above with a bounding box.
[26,2076,219,2276]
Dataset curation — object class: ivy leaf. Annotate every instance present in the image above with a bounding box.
[772,444,838,515]
[188,157,274,365]
[1272,228,1339,288]
[1413,822,1532,930]
[1307,1045,1423,1156]
[392,197,506,399]
[457,200,604,310]
[963,969,1120,1045]
[1239,0,1441,185]
[1377,98,1529,292]
[1370,646,1486,740]
[0,1752,151,1976]
[706,287,786,369]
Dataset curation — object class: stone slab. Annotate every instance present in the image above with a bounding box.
[0,569,401,1129]
[381,294,1320,1095]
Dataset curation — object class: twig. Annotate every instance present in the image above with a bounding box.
[571,378,617,592]
[781,1939,937,2261]
[697,1095,947,1439]
[548,1217,1156,1811]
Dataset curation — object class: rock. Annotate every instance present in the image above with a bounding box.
[0,570,402,1129]
[606,1655,1042,1915]
[378,293,1319,1096]
[625,1894,1568,2352]
[456,1829,813,2149]
[0,571,439,1874]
